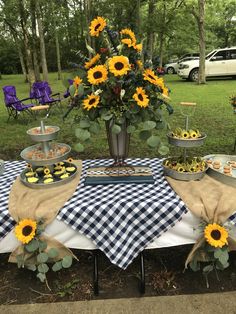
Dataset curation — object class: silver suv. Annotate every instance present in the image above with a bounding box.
[178,47,236,81]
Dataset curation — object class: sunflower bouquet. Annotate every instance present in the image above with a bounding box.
[13,218,74,284]
[66,16,173,155]
[186,221,231,287]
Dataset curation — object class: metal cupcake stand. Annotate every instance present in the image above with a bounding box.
[20,120,77,188]
[163,102,207,181]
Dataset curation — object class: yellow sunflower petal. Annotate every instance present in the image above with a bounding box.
[143,69,161,86]
[15,219,37,244]
[87,65,108,85]
[83,94,100,111]
[133,43,142,52]
[89,16,106,37]
[73,76,82,86]
[132,87,149,108]
[108,55,130,77]
[84,54,101,69]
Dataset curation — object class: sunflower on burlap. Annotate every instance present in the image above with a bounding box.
[8,160,83,283]
[166,175,236,276]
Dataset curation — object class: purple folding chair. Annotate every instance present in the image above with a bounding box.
[30,81,62,117]
[2,86,35,121]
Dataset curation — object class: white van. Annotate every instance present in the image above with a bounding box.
[178,47,236,81]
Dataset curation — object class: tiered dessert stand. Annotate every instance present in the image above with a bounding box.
[163,102,207,181]
[20,120,77,188]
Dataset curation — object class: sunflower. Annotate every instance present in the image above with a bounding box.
[121,38,133,47]
[132,87,149,108]
[136,60,143,70]
[67,157,74,163]
[84,54,101,69]
[108,56,130,76]
[189,130,198,138]
[181,130,189,139]
[87,65,108,85]
[143,69,160,86]
[83,94,100,111]
[162,87,169,97]
[120,28,136,45]
[15,219,37,244]
[177,166,185,172]
[133,43,142,52]
[44,167,50,175]
[73,76,82,87]
[204,223,228,248]
[89,16,106,37]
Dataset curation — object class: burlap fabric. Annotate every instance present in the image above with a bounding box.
[8,160,83,263]
[166,174,236,267]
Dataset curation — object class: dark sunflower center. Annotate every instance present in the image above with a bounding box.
[148,74,155,80]
[138,93,144,101]
[93,71,102,79]
[95,23,101,31]
[22,225,33,236]
[89,98,96,105]
[211,230,221,240]
[115,62,124,70]
[184,133,188,137]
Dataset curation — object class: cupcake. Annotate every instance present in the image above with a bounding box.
[60,173,70,179]
[213,160,221,170]
[65,166,76,173]
[27,177,39,183]
[25,171,36,178]
[44,178,54,184]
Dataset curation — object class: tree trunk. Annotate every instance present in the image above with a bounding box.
[18,0,35,85]
[84,0,92,58]
[146,0,156,61]
[136,0,141,38]
[197,0,206,84]
[55,29,62,80]
[30,0,40,81]
[36,0,48,82]
[18,46,28,82]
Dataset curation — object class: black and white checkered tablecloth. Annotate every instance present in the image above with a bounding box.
[0,158,190,269]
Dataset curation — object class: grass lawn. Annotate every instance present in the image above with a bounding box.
[0,73,235,160]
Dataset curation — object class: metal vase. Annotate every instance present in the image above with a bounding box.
[105,120,130,165]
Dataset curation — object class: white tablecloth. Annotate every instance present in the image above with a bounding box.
[0,210,201,254]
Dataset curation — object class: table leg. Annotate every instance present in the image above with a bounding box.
[93,250,99,295]
[139,251,145,294]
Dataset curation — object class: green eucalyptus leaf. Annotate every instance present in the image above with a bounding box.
[74,143,85,152]
[79,119,90,128]
[25,239,39,253]
[158,145,169,156]
[147,135,160,148]
[37,252,49,264]
[38,240,47,251]
[75,129,90,141]
[77,84,84,97]
[69,85,76,97]
[203,264,214,273]
[143,121,156,130]
[101,113,113,121]
[127,125,136,134]
[139,130,151,141]
[214,249,223,259]
[189,259,200,272]
[38,263,49,274]
[37,272,46,282]
[52,261,62,272]
[48,248,59,259]
[219,251,229,265]
[27,264,37,272]
[89,122,101,134]
[111,124,121,134]
[62,256,73,269]
[16,254,24,268]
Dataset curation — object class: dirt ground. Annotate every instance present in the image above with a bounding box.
[1,245,236,305]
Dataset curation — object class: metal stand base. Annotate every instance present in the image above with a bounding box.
[93,251,99,295]
[139,251,145,294]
